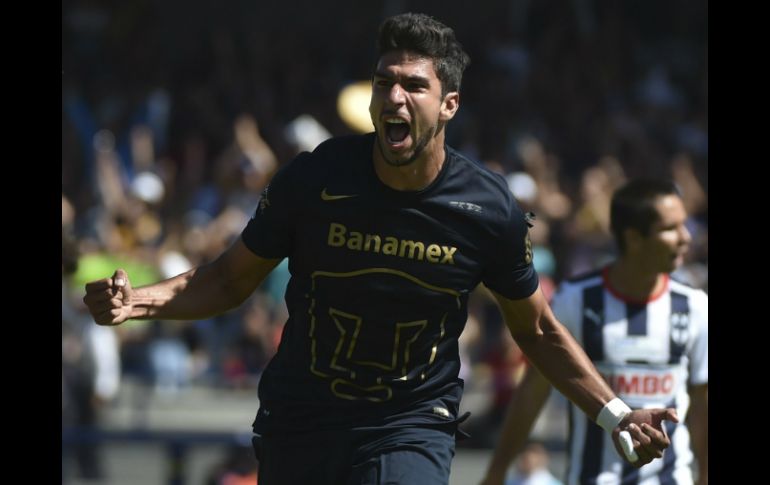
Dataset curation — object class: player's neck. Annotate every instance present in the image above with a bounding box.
[372,134,446,191]
[607,259,666,302]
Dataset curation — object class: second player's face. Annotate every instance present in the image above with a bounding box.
[640,195,692,273]
[369,50,455,167]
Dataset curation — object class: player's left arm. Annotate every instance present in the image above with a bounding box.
[688,383,708,485]
[686,289,708,484]
[492,286,677,466]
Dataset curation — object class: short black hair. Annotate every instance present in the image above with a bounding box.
[376,12,470,95]
[610,179,682,254]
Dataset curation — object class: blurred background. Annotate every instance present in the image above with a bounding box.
[62,0,707,483]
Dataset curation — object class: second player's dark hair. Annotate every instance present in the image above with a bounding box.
[610,179,682,254]
[376,12,471,95]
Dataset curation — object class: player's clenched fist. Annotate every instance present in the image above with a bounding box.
[83,268,133,326]
[613,407,678,467]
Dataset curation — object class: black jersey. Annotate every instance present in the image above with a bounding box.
[242,133,538,433]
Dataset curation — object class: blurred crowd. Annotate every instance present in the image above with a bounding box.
[62,0,706,479]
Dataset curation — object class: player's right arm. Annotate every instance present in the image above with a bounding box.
[479,366,552,485]
[688,383,708,485]
[83,238,281,326]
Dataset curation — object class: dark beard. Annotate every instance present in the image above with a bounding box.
[376,125,436,167]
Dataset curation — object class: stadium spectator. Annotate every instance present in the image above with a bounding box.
[63,213,121,481]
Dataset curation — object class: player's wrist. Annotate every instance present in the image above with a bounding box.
[596,397,632,433]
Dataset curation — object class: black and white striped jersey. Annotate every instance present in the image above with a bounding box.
[551,267,708,485]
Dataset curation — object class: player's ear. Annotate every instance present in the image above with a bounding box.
[439,92,459,122]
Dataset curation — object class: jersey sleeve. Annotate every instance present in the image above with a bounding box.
[481,201,539,300]
[241,152,309,258]
[687,290,708,385]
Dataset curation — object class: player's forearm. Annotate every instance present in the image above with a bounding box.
[130,263,246,320]
[688,384,708,484]
[690,426,707,483]
[514,318,614,421]
[495,288,615,422]
[484,367,552,481]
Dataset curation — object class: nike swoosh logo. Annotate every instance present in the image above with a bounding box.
[321,188,358,201]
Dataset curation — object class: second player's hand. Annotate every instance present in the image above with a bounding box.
[612,408,678,467]
[83,268,134,326]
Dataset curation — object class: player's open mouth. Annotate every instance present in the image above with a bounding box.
[384,117,411,148]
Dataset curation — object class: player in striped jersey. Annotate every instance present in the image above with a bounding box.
[482,179,708,485]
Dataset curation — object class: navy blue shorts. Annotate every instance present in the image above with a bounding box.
[252,423,457,485]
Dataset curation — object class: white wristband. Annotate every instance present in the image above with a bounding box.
[596,398,632,433]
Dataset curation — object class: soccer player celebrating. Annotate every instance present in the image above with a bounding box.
[84,14,675,485]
